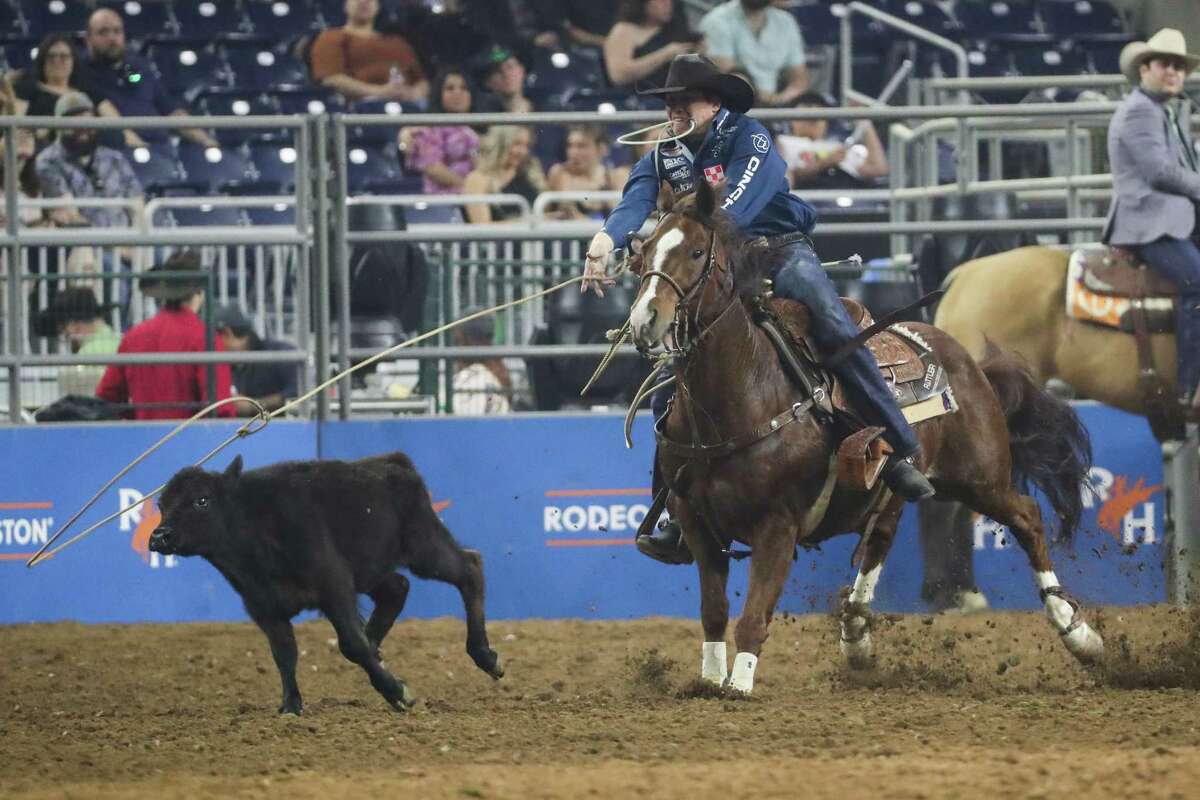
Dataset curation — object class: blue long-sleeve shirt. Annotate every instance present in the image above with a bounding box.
[602,107,817,250]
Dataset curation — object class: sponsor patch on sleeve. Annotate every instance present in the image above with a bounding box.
[703,164,726,185]
[751,132,770,154]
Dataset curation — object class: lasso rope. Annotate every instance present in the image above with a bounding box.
[26,275,587,568]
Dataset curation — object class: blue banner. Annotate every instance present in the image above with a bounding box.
[0,405,1165,624]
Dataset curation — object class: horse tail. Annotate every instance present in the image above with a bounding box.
[978,341,1093,539]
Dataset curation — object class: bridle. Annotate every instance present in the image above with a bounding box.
[634,213,739,360]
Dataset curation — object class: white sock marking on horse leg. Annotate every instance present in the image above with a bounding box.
[1037,570,1104,661]
[849,565,882,606]
[701,641,728,684]
[729,652,757,693]
[630,228,684,332]
[1035,570,1074,631]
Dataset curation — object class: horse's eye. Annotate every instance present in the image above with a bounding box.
[691,249,705,260]
[194,496,209,510]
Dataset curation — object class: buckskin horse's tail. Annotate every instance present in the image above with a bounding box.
[978,341,1093,539]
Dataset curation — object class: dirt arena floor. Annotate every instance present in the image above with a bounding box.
[3,605,1200,799]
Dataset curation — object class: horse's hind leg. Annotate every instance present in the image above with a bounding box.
[973,488,1103,664]
[729,518,796,693]
[677,502,731,685]
[840,503,902,670]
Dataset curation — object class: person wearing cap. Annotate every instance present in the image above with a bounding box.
[211,306,300,416]
[309,0,429,104]
[1105,28,1200,414]
[34,91,142,229]
[96,251,236,421]
[473,45,533,114]
[34,288,120,398]
[80,8,218,148]
[581,54,934,563]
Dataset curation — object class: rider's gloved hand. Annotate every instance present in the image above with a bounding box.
[582,231,617,296]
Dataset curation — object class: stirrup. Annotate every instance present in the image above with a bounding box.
[882,455,936,501]
[635,519,694,565]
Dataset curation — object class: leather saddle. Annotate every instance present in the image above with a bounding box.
[1067,246,1175,333]
[760,296,958,490]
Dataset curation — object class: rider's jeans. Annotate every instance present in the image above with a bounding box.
[771,240,921,458]
[1135,235,1200,400]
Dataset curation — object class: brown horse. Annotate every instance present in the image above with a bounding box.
[920,244,1178,610]
[628,182,1102,692]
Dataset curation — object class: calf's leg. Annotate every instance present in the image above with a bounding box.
[255,615,303,715]
[324,590,416,711]
[408,525,503,679]
[365,572,411,655]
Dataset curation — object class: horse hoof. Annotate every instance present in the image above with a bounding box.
[1063,622,1104,665]
[953,589,989,614]
[840,632,875,670]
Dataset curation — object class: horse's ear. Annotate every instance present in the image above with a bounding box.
[223,455,244,483]
[696,178,726,218]
[657,180,676,213]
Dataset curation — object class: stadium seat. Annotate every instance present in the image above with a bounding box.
[1007,38,1087,76]
[126,141,186,191]
[171,0,250,39]
[247,138,301,191]
[146,42,232,100]
[221,39,308,89]
[790,2,843,46]
[958,0,1039,40]
[406,204,463,225]
[0,37,37,71]
[525,49,604,107]
[244,0,321,39]
[345,144,402,193]
[270,85,343,115]
[14,0,91,35]
[102,1,173,38]
[245,203,296,226]
[170,206,249,227]
[177,140,255,193]
[346,98,411,146]
[1084,35,1135,73]
[1039,0,1126,38]
[195,88,285,145]
[881,0,959,39]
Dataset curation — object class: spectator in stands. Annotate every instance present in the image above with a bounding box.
[1106,28,1200,414]
[777,92,889,189]
[80,8,218,148]
[604,0,697,88]
[0,124,48,229]
[473,45,533,113]
[309,0,429,104]
[698,0,809,106]
[546,126,623,220]
[11,34,127,149]
[462,125,545,223]
[33,288,120,398]
[34,93,142,229]
[212,305,299,416]
[403,68,480,196]
[96,250,236,420]
[529,0,616,50]
[451,310,511,415]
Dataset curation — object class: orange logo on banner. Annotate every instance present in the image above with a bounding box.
[432,499,451,513]
[130,498,162,562]
[1098,477,1161,539]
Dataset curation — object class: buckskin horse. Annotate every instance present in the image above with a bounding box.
[920,244,1181,610]
[627,181,1103,693]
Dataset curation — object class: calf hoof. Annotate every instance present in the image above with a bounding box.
[472,648,504,680]
[278,699,303,716]
[387,682,417,712]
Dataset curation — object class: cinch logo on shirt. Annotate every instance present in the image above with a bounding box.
[663,156,688,169]
[703,164,725,185]
[721,156,760,207]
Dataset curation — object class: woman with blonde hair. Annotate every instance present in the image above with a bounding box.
[546,126,622,220]
[462,125,546,224]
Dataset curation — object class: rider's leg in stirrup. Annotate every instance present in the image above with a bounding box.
[635,381,693,564]
[772,241,935,501]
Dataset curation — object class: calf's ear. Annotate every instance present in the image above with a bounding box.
[224,455,244,482]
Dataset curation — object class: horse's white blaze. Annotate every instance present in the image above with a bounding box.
[729,651,757,693]
[630,227,685,335]
[702,641,728,684]
[849,564,882,606]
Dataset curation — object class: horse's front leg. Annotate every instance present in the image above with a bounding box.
[841,503,902,670]
[676,500,731,684]
[729,516,797,694]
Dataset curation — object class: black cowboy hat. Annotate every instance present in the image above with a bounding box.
[33,287,114,337]
[139,249,209,302]
[637,54,755,114]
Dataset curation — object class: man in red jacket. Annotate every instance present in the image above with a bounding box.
[96,250,236,420]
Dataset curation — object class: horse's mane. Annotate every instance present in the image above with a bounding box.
[674,200,788,305]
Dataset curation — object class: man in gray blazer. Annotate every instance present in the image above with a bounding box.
[1105,28,1200,410]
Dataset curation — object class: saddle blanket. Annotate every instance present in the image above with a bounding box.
[1066,248,1174,332]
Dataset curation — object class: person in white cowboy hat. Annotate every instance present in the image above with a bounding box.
[1104,28,1200,414]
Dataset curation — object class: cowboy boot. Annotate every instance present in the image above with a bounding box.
[881,455,936,501]
[635,518,694,565]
